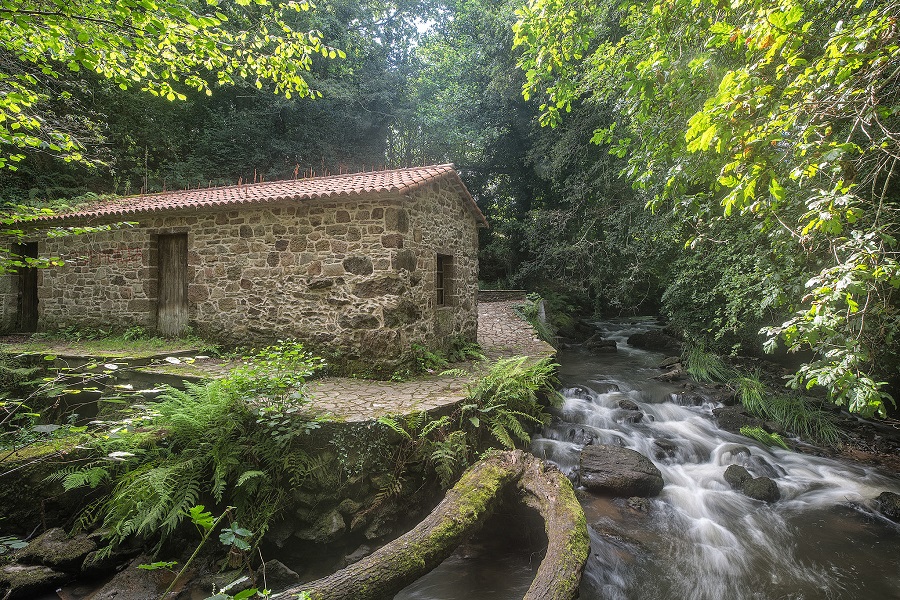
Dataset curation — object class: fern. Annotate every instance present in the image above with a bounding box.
[740,426,790,450]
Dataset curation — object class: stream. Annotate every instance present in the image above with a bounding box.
[397,318,900,600]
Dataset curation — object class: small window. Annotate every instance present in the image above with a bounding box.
[436,254,453,306]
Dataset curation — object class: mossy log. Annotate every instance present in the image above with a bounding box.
[276,450,588,600]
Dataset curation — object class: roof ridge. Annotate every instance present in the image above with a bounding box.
[105,163,457,203]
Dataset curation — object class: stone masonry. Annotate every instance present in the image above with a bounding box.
[0,166,485,368]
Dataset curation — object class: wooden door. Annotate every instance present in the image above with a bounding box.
[15,243,38,332]
[157,234,188,337]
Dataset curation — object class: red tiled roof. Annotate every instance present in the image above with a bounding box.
[39,164,488,227]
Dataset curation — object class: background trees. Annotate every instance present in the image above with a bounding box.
[2,0,898,415]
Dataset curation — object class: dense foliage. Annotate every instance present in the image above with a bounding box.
[2,0,898,416]
[514,0,900,415]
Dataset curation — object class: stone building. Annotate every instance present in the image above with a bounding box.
[0,165,487,366]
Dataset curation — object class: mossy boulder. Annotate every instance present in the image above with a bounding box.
[0,563,70,599]
[723,465,753,489]
[295,509,346,544]
[15,527,96,572]
[741,477,781,503]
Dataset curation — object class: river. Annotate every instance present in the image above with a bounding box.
[397,319,900,600]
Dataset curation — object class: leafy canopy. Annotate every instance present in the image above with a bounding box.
[0,0,346,169]
[514,0,900,416]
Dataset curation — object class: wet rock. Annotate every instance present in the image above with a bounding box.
[742,477,780,502]
[584,334,617,353]
[619,410,644,424]
[724,465,753,489]
[713,405,765,433]
[746,455,786,479]
[653,366,684,382]
[592,381,621,394]
[653,438,679,460]
[876,491,900,521]
[717,444,751,465]
[627,331,682,352]
[15,527,97,572]
[626,497,652,512]
[567,386,593,401]
[295,509,346,544]
[197,569,255,597]
[567,427,596,446]
[579,445,664,497]
[617,399,640,411]
[0,563,71,599]
[658,356,682,369]
[258,559,300,591]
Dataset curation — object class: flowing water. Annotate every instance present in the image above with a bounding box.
[398,318,900,600]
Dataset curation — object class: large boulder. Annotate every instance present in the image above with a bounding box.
[15,527,96,572]
[877,491,900,521]
[579,445,664,497]
[627,331,682,352]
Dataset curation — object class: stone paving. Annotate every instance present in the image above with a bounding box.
[307,299,556,421]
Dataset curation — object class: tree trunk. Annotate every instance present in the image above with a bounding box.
[277,450,588,600]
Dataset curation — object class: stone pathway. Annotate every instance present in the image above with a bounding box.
[307,299,556,421]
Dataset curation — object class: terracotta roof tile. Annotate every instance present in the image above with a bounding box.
[39,164,488,227]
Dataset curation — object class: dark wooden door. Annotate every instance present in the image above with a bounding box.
[157,234,188,337]
[15,243,38,332]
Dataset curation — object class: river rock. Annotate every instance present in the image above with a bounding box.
[567,386,593,401]
[567,427,596,446]
[712,405,765,433]
[653,366,684,382]
[746,455,786,479]
[742,477,781,503]
[592,381,621,394]
[618,399,640,411]
[15,527,96,572]
[627,331,682,352]
[579,445,664,497]
[724,465,753,489]
[619,410,644,424]
[0,563,71,599]
[653,438,679,460]
[584,334,617,353]
[658,356,682,369]
[258,559,300,591]
[876,491,900,521]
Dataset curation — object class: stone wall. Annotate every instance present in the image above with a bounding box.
[1,182,480,367]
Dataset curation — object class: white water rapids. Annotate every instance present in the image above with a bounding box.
[399,319,900,600]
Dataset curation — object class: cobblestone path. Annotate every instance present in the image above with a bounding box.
[308,299,555,421]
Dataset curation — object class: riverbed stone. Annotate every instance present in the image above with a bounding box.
[724,465,753,489]
[584,334,617,352]
[579,445,664,497]
[713,405,765,433]
[742,477,781,503]
[15,527,96,572]
[876,491,900,521]
[658,356,682,369]
[0,563,71,599]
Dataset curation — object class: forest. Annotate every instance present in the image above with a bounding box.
[3,0,898,419]
[1,0,900,598]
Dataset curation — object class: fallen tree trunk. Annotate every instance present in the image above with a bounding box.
[276,450,588,600]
